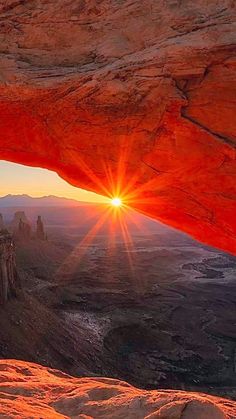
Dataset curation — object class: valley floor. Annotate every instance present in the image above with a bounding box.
[1,228,236,400]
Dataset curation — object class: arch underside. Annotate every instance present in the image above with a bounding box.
[0,0,235,253]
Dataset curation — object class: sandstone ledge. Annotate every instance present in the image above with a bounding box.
[0,360,235,418]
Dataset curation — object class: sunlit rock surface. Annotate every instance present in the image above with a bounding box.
[0,360,235,418]
[0,0,235,253]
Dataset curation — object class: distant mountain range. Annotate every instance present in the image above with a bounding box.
[0,195,198,242]
[0,194,96,207]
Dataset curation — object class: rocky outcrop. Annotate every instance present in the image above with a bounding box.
[36,215,46,240]
[0,213,4,230]
[0,232,20,304]
[0,360,235,418]
[11,211,30,231]
[17,218,31,241]
[0,2,235,255]
[11,211,31,241]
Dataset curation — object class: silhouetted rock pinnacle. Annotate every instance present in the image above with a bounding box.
[36,216,46,240]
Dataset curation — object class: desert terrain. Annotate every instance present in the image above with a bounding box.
[0,204,235,401]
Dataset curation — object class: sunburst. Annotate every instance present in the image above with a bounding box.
[111,197,122,207]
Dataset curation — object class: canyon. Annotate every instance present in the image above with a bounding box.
[0,210,236,417]
[0,0,236,417]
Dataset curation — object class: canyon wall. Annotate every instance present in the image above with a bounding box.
[0,1,235,254]
[0,214,3,230]
[0,233,20,304]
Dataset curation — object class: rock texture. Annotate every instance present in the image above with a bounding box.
[0,360,235,418]
[0,232,19,304]
[0,1,235,254]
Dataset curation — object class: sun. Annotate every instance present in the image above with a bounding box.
[111,197,122,207]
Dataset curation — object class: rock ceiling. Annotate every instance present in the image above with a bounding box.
[0,0,235,253]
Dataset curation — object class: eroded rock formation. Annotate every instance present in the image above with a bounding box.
[0,1,235,253]
[0,360,235,418]
[11,211,29,231]
[0,232,20,304]
[0,213,4,230]
[11,211,31,241]
[36,215,46,240]
[17,218,31,241]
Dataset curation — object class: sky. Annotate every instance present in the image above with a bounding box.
[0,160,109,203]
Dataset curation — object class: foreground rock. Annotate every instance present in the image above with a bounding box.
[0,360,235,418]
[0,1,235,254]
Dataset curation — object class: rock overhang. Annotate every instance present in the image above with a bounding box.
[0,0,235,253]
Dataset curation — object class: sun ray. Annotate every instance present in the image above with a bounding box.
[56,127,165,286]
[117,209,134,272]
[56,207,112,282]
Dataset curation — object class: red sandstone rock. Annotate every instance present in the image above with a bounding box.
[0,1,235,253]
[0,360,235,418]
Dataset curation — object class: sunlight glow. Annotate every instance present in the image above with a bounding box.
[111,197,122,207]
[51,133,159,283]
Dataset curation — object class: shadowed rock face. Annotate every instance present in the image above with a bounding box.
[0,360,235,418]
[0,1,235,253]
[0,214,3,230]
[0,233,19,304]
